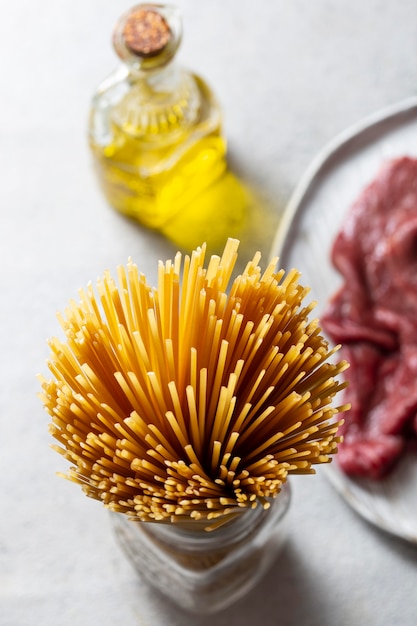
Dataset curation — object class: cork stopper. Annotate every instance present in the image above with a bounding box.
[123,8,171,57]
[113,4,182,70]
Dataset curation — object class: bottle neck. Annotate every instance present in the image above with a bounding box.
[112,61,202,139]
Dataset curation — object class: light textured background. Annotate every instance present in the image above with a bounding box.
[1,2,417,625]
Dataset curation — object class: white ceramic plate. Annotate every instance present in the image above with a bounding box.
[270,97,417,544]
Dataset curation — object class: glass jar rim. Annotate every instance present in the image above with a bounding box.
[139,481,291,553]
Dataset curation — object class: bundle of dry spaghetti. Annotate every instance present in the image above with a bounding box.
[39,238,348,526]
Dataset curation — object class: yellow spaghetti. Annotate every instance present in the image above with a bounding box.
[39,238,348,525]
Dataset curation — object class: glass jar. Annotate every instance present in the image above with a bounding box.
[111,481,291,614]
[88,3,248,250]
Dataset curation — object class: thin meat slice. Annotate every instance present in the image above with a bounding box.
[321,156,417,479]
[336,436,404,480]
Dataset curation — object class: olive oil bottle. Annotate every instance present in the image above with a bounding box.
[89,4,248,249]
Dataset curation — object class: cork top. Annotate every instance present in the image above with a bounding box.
[122,8,171,57]
[113,4,182,70]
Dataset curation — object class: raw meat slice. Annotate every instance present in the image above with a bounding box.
[322,156,417,479]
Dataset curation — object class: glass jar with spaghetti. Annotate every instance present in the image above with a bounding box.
[111,480,291,614]
[39,241,347,614]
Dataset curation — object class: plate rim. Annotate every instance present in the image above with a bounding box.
[270,95,417,262]
[270,96,417,544]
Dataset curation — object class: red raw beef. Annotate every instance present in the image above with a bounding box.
[321,156,417,479]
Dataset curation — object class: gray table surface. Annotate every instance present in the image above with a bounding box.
[1,1,417,625]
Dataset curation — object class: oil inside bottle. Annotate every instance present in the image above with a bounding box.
[89,4,249,251]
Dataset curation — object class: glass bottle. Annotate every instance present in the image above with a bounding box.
[88,3,248,248]
[111,481,291,614]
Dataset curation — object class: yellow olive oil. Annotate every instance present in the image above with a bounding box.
[89,4,248,249]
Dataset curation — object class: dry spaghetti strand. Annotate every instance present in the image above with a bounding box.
[39,238,348,526]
